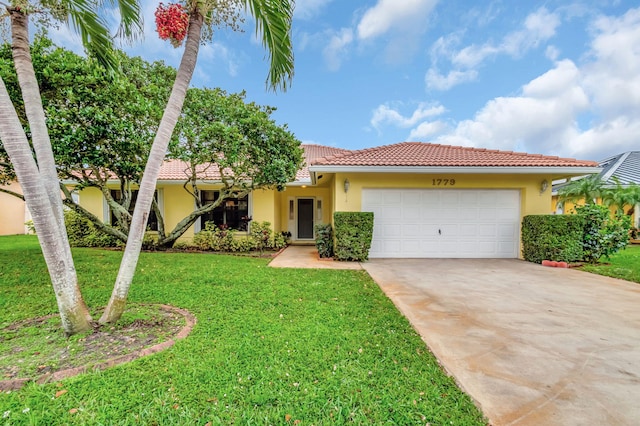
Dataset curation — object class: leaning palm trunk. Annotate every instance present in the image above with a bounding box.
[99,11,204,324]
[0,10,92,335]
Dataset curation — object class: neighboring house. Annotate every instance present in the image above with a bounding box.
[552,151,640,226]
[4,142,600,258]
[0,182,30,236]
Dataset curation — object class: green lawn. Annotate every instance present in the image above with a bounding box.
[579,243,640,284]
[0,235,485,425]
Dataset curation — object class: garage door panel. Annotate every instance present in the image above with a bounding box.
[363,188,520,258]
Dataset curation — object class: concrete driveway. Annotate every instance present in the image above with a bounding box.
[362,259,640,426]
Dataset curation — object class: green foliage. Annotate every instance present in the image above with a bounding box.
[193,221,286,253]
[250,221,272,253]
[0,235,485,424]
[557,175,604,207]
[314,223,334,258]
[579,244,640,284]
[522,215,585,263]
[522,205,632,264]
[24,220,36,234]
[601,181,640,216]
[334,212,374,262]
[64,210,120,248]
[170,88,304,192]
[575,204,631,263]
[192,222,238,252]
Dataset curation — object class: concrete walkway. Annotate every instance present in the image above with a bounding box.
[362,259,640,426]
[269,245,362,270]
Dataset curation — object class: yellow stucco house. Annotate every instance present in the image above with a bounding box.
[0,182,29,235]
[4,142,600,258]
[551,151,639,228]
[68,142,599,258]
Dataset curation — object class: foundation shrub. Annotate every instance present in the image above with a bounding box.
[522,215,584,263]
[334,212,374,261]
[64,209,121,248]
[314,223,334,258]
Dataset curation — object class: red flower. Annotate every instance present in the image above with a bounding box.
[155,3,189,47]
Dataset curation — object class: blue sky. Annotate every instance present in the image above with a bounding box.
[52,0,640,161]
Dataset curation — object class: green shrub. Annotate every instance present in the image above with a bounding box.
[272,232,288,250]
[522,215,585,263]
[575,204,631,263]
[314,223,334,258]
[193,222,237,251]
[522,206,631,264]
[64,209,121,248]
[334,212,374,262]
[193,221,287,253]
[250,221,272,253]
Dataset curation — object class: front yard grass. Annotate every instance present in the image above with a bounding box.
[579,243,640,284]
[0,235,485,425]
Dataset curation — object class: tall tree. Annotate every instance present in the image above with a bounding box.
[0,0,142,335]
[101,0,294,323]
[1,45,303,247]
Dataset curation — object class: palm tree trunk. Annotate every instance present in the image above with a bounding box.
[0,78,93,335]
[10,10,73,256]
[2,10,92,335]
[100,10,204,324]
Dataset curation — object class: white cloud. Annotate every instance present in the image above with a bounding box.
[356,0,438,40]
[431,5,640,161]
[371,102,446,131]
[408,121,449,140]
[322,28,354,71]
[426,7,561,92]
[294,0,335,20]
[434,60,589,154]
[452,7,561,68]
[582,8,640,119]
[425,68,478,90]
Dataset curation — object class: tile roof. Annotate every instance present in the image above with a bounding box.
[158,160,222,180]
[295,144,352,180]
[311,142,599,168]
[598,151,640,185]
[156,144,352,182]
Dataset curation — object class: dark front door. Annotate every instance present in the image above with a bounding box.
[297,198,314,239]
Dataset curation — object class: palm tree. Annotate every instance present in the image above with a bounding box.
[0,1,141,335]
[99,0,295,323]
[557,175,604,209]
[602,181,640,216]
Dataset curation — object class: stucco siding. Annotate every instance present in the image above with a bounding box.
[0,182,26,235]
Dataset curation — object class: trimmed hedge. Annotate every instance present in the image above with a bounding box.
[522,215,585,263]
[334,212,374,262]
[314,223,334,258]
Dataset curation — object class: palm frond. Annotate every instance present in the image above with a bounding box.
[244,0,294,92]
[60,0,119,71]
[103,0,144,43]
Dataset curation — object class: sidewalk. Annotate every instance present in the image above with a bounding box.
[269,245,362,270]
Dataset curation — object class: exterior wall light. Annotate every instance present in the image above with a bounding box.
[344,178,350,193]
[540,179,549,194]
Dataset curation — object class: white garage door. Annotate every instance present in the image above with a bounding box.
[361,189,520,258]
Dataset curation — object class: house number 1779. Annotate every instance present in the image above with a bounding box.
[432,178,456,186]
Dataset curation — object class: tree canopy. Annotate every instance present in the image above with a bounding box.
[1,38,303,247]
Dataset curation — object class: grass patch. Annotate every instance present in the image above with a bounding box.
[0,304,186,379]
[0,235,485,425]
[578,244,640,284]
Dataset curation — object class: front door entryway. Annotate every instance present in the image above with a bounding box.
[297,198,315,239]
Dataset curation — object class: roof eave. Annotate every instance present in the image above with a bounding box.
[308,165,602,175]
